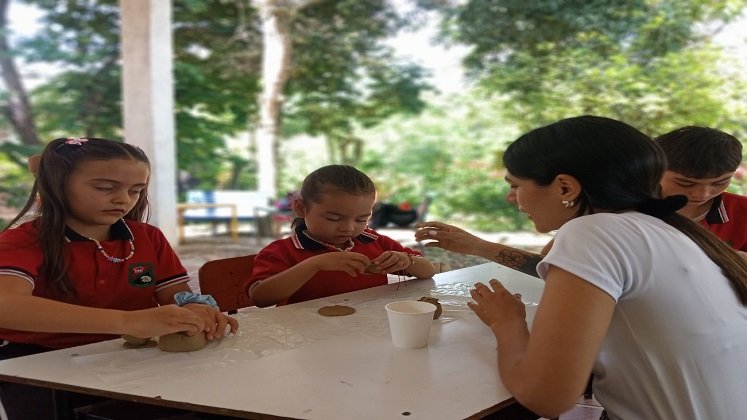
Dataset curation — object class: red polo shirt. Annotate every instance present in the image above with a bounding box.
[701,192,747,252]
[0,219,189,349]
[249,223,422,305]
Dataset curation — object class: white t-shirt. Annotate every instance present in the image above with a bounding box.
[537,212,747,420]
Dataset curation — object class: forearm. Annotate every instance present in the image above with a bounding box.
[492,320,531,392]
[482,243,542,278]
[249,262,318,307]
[156,283,192,305]
[0,295,128,335]
[492,321,575,418]
[406,256,438,278]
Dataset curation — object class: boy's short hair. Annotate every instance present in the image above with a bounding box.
[654,126,743,178]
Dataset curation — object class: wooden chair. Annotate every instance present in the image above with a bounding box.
[198,254,256,314]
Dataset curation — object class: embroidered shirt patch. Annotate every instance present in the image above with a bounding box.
[128,262,156,288]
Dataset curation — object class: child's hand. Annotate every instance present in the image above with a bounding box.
[311,252,370,276]
[182,303,239,340]
[371,251,412,274]
[124,305,206,338]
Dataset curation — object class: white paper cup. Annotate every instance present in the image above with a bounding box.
[385,300,437,348]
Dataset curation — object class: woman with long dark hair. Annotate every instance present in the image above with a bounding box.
[468,116,747,419]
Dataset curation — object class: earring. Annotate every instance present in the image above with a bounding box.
[562,200,575,208]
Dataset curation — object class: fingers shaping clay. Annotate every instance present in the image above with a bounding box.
[365,263,382,274]
[318,305,356,316]
[158,332,208,352]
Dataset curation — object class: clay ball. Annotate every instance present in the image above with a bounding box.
[158,332,208,352]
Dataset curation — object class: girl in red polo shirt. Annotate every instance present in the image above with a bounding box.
[0,137,238,419]
[248,165,437,307]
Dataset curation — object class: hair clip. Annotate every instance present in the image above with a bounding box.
[56,137,89,150]
[65,137,88,145]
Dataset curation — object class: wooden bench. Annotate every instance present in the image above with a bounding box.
[176,190,274,243]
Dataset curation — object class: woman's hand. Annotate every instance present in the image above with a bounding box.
[415,221,483,256]
[467,279,526,334]
[182,303,239,340]
[371,251,412,274]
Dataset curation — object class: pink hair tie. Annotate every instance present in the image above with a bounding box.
[55,137,89,150]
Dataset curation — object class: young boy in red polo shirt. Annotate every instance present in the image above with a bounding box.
[247,165,437,307]
[655,126,747,257]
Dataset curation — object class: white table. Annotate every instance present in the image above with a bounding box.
[0,263,544,419]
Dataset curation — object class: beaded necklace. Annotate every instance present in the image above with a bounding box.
[86,236,136,263]
[302,231,354,252]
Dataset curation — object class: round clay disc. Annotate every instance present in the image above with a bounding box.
[318,305,356,316]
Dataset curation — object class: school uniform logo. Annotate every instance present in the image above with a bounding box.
[128,263,156,288]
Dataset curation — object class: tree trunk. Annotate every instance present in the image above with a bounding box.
[0,0,40,146]
[253,0,291,198]
[252,0,319,198]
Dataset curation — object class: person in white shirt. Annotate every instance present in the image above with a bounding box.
[466,115,747,420]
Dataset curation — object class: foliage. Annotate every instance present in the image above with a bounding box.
[360,0,747,230]
[358,93,531,230]
[0,151,34,229]
[19,0,123,138]
[0,142,40,220]
[171,0,262,188]
[486,44,737,136]
[3,0,746,233]
[283,0,431,164]
[14,0,261,189]
[6,0,428,191]
[423,0,747,138]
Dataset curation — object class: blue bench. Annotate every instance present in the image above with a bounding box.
[176,190,274,243]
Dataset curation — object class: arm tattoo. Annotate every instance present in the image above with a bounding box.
[492,249,543,278]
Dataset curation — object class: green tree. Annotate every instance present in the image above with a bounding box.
[2,0,428,195]
[423,0,747,136]
[359,93,531,230]
[357,0,747,230]
[0,0,40,148]
[14,0,260,188]
[285,1,430,165]
[251,0,430,195]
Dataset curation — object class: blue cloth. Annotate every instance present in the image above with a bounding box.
[173,291,218,308]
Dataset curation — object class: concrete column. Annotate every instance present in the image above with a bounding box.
[119,0,177,243]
